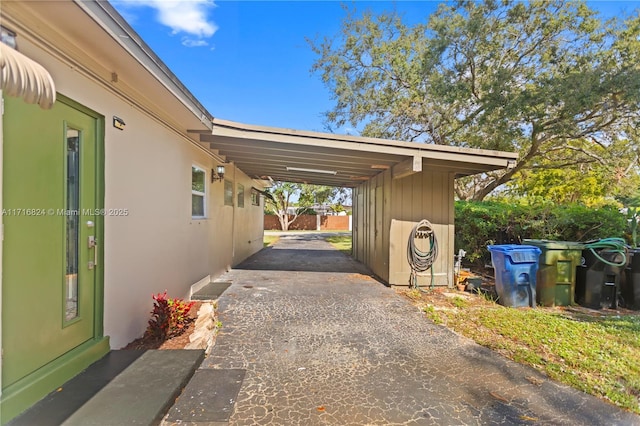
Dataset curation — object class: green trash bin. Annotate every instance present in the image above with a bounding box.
[523,239,584,306]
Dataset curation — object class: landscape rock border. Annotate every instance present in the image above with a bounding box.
[184,301,219,354]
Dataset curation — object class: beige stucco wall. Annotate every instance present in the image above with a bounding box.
[353,165,455,287]
[229,166,266,265]
[15,39,264,349]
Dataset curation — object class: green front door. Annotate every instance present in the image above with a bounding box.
[2,95,108,422]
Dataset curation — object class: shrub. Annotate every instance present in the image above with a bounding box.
[455,201,628,267]
[146,291,196,340]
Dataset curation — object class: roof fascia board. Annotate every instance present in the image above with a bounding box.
[74,0,213,131]
[209,123,516,168]
[212,118,518,162]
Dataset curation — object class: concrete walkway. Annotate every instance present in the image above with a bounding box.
[168,233,640,425]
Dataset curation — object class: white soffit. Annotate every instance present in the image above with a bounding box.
[0,42,56,109]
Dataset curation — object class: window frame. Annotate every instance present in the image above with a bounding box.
[191,165,207,219]
[237,183,245,208]
[224,179,234,207]
[251,188,261,206]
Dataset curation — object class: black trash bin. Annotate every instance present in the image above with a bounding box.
[576,248,628,309]
[621,249,640,310]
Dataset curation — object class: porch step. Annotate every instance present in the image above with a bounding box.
[8,349,204,426]
[163,369,245,424]
[191,281,232,300]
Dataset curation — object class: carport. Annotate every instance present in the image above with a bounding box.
[194,118,518,286]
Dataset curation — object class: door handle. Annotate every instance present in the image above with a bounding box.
[88,236,98,269]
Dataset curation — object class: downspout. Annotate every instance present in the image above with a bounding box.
[231,163,236,266]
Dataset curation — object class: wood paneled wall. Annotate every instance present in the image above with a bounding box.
[353,165,454,286]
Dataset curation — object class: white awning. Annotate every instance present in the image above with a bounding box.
[0,42,56,109]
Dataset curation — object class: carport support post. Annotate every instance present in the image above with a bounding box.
[316,214,320,231]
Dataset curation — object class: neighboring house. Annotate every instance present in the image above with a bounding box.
[0,1,517,422]
[283,205,330,215]
[0,1,264,422]
[290,204,352,216]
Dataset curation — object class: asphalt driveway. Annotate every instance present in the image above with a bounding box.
[199,232,639,425]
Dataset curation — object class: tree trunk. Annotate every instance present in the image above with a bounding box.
[277,213,289,231]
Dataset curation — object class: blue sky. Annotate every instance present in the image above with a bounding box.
[111,1,638,135]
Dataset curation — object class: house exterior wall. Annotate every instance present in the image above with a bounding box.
[231,169,265,266]
[353,166,454,286]
[388,169,455,287]
[11,38,264,349]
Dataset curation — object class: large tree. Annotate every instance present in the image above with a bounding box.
[265,182,349,231]
[310,0,640,200]
[503,137,640,206]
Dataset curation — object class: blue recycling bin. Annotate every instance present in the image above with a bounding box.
[488,245,542,308]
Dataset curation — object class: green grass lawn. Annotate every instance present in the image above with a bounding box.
[325,235,352,255]
[412,289,640,414]
[263,235,279,247]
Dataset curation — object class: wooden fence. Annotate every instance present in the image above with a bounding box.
[264,215,350,231]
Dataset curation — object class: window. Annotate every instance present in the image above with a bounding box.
[224,179,234,206]
[192,166,206,218]
[65,128,80,321]
[251,189,261,206]
[237,184,245,208]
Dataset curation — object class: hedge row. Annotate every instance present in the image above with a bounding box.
[455,201,628,266]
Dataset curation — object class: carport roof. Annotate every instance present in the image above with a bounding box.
[194,119,519,188]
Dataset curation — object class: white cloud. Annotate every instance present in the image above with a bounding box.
[118,0,218,39]
[182,38,208,47]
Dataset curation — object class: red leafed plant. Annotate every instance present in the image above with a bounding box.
[146,291,196,341]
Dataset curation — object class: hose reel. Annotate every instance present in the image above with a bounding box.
[407,219,439,290]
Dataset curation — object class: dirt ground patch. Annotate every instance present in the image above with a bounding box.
[398,285,639,321]
[121,301,202,350]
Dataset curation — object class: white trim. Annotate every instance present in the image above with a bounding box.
[188,275,211,299]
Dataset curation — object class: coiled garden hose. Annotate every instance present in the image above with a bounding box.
[407,219,438,291]
[584,238,628,267]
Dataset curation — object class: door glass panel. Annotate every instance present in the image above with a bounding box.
[66,128,80,321]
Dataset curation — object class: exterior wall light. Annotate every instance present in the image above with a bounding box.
[285,166,337,175]
[113,116,125,130]
[211,165,225,182]
[1,26,18,50]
